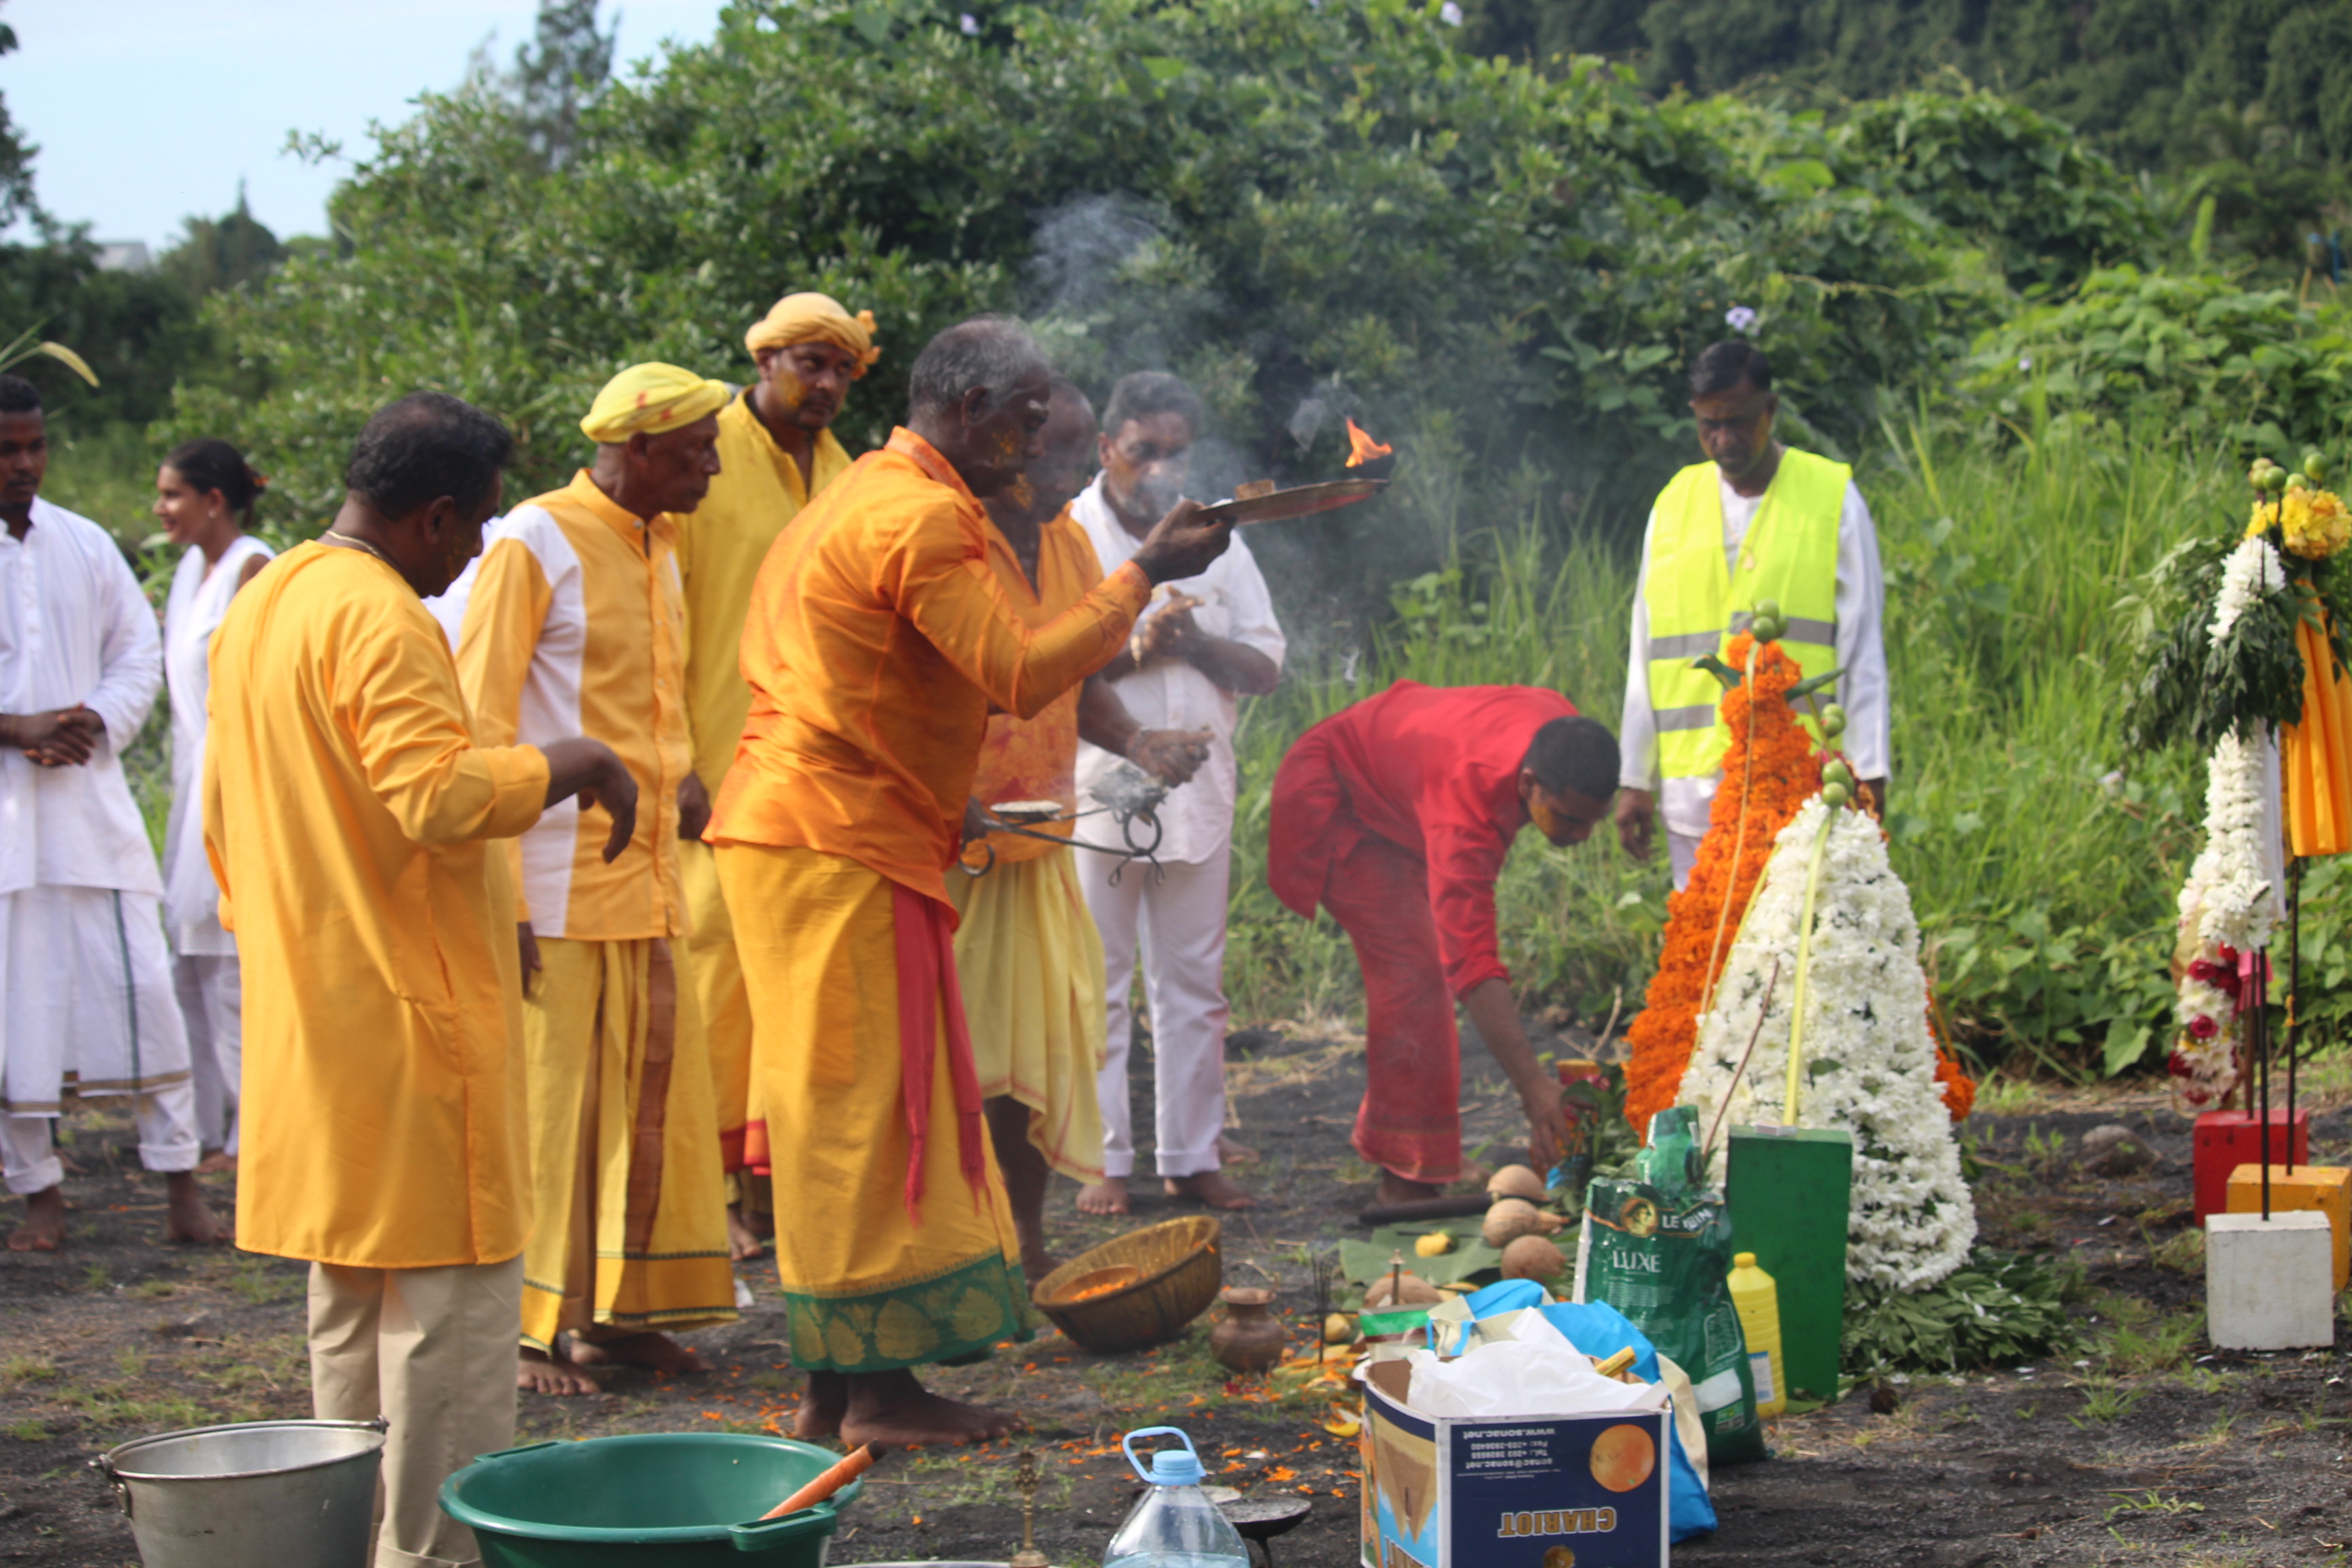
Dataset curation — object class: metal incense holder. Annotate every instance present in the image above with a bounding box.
[1008,1446,1048,1568]
[961,760,1171,883]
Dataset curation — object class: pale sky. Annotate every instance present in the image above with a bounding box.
[3,0,723,249]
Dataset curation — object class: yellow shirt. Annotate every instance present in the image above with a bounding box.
[202,540,550,1268]
[705,429,1149,906]
[964,506,1104,866]
[456,471,689,940]
[676,391,853,790]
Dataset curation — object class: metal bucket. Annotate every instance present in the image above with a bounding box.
[97,1418,387,1568]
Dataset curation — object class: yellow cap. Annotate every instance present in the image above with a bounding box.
[1733,1252,1757,1268]
[742,291,880,375]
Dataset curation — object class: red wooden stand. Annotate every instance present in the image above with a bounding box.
[2193,1109,2310,1222]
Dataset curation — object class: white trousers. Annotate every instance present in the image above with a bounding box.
[1668,828,1702,892]
[310,1255,524,1568]
[1083,850,1231,1179]
[1,1080,201,1194]
[175,953,242,1155]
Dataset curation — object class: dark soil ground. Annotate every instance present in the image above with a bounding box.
[4,1026,2349,1567]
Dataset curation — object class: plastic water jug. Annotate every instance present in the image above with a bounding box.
[1101,1426,1249,1568]
[1727,1251,1786,1418]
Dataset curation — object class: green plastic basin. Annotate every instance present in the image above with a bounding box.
[440,1433,864,1567]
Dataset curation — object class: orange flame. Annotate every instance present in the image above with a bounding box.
[1343,418,1392,468]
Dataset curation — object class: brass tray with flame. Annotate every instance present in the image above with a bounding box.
[1194,476,1387,527]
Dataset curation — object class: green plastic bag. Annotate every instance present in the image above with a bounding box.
[1576,1155,1767,1463]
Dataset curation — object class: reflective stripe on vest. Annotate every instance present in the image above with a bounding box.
[1642,450,1848,779]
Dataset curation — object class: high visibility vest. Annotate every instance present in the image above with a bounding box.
[1642,449,1847,780]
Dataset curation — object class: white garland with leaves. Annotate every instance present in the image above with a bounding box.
[2167,535,2288,1105]
[1678,796,1978,1292]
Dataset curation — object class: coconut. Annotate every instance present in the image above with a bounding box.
[1362,1271,1444,1309]
[1485,1163,1548,1203]
[1501,1234,1567,1282]
[1482,1196,1562,1247]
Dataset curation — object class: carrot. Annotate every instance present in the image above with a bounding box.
[762,1443,878,1520]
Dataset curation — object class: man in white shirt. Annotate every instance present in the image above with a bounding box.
[1073,373,1285,1215]
[0,374,227,1251]
[1614,341,1889,887]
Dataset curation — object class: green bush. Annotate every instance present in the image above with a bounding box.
[173,0,2145,580]
[1963,265,2352,455]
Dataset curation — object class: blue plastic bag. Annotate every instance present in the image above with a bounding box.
[1452,1281,1718,1541]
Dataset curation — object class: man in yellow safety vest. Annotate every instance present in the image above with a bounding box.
[1613,339,1888,887]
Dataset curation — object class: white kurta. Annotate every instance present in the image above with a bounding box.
[0,497,167,898]
[0,499,192,1132]
[1618,472,1890,847]
[1071,476,1287,864]
[163,534,274,953]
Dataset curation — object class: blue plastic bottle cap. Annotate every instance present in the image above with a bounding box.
[1148,1448,1204,1486]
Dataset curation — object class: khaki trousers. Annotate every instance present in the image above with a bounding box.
[308,1255,525,1568]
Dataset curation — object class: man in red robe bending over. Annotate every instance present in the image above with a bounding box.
[1267,683,1619,1203]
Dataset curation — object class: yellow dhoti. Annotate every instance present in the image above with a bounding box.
[717,841,1029,1373]
[680,838,760,1173]
[948,849,1108,1183]
[520,936,737,1350]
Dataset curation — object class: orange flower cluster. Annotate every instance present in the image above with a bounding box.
[1926,1013,1976,1122]
[1623,634,1819,1135]
[1620,632,1977,1133]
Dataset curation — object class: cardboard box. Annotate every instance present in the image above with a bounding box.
[1360,1359,1669,1568]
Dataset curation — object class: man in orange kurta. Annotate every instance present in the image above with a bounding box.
[705,318,1232,1447]
[206,393,640,1568]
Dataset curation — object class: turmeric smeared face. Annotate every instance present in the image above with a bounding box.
[755,341,862,434]
[958,365,1054,500]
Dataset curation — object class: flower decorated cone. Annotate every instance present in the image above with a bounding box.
[1677,795,1978,1290]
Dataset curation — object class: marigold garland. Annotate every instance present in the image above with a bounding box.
[1623,632,1976,1134]
[1622,634,1818,1135]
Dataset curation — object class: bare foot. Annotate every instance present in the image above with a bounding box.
[1164,1170,1254,1209]
[1075,1177,1129,1216]
[1018,1247,1062,1292]
[840,1369,1015,1448]
[1375,1171,1443,1205]
[195,1149,238,1175]
[796,1371,848,1439]
[165,1172,232,1244]
[519,1345,600,1395]
[1218,1135,1260,1166]
[727,1205,766,1261]
[7,1186,65,1252]
[570,1330,710,1375]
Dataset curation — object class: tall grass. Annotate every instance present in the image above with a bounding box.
[1224,423,2233,1079]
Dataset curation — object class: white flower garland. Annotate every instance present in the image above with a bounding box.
[2165,534,2288,1107]
[2208,534,2282,644]
[1678,797,1978,1292]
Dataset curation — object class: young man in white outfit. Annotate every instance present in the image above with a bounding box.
[0,374,229,1250]
[1072,372,1285,1215]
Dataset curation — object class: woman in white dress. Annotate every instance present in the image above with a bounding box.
[154,440,273,1171]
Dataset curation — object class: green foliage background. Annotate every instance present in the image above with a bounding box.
[31,0,2352,1081]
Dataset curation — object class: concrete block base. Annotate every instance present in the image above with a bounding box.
[2206,1211,2336,1350]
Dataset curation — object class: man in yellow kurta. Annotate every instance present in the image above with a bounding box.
[953,377,1209,1286]
[705,317,1233,1447]
[456,365,738,1396]
[674,293,875,1257]
[205,391,640,1568]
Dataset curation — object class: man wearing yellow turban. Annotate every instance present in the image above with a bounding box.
[674,293,875,1259]
[453,363,738,1395]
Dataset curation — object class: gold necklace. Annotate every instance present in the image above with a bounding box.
[318,530,404,574]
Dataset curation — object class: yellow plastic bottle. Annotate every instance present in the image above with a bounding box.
[1727,1252,1787,1418]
